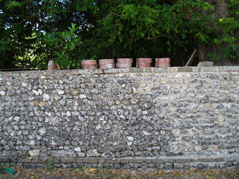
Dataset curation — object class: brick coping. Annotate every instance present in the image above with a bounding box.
[1,66,239,77]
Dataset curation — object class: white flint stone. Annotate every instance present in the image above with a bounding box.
[43,94,50,101]
[29,150,40,157]
[38,89,43,95]
[22,82,28,87]
[74,147,81,152]
[38,128,46,136]
[127,142,132,146]
[127,136,134,141]
[29,140,35,145]
[66,111,71,117]
[143,130,152,136]
[0,91,5,96]
[32,90,39,95]
[57,90,64,95]
[14,116,20,122]
[96,124,101,130]
[79,94,86,99]
[39,75,46,79]
[87,149,100,157]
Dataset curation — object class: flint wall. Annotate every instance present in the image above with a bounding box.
[0,67,239,170]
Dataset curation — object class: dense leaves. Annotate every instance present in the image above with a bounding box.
[0,0,238,69]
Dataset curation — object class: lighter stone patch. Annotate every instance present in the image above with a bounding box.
[57,90,64,95]
[22,82,28,87]
[87,149,100,157]
[77,152,85,157]
[38,128,46,136]
[28,140,35,145]
[127,136,134,141]
[39,102,45,107]
[39,75,46,79]
[32,90,39,95]
[14,116,20,122]
[43,94,50,101]
[0,91,5,96]
[175,73,183,78]
[184,73,191,78]
[143,130,152,136]
[216,114,225,122]
[38,89,43,95]
[96,124,101,130]
[172,129,180,136]
[72,89,79,96]
[66,111,71,117]
[120,115,125,119]
[29,150,40,157]
[195,146,201,152]
[55,95,61,101]
[74,147,81,152]
[209,145,218,151]
[127,142,132,146]
[80,94,86,99]
[51,117,59,124]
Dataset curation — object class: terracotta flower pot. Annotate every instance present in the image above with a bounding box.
[99,59,115,69]
[156,58,171,68]
[81,60,97,70]
[117,58,133,68]
[137,58,152,68]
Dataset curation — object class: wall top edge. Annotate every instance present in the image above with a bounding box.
[0,66,239,77]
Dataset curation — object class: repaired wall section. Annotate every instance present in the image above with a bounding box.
[0,66,239,170]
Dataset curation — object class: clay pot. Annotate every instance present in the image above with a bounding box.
[156,58,171,68]
[81,60,97,70]
[99,59,115,69]
[117,58,133,68]
[137,58,152,68]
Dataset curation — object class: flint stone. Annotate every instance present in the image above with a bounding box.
[87,149,100,157]
[38,128,46,136]
[57,90,64,95]
[74,147,81,152]
[80,94,87,99]
[29,150,40,157]
[0,91,6,96]
[127,136,134,141]
[43,94,50,101]
[143,131,152,136]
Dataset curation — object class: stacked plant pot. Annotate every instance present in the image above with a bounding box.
[137,58,152,68]
[116,58,133,68]
[156,58,171,68]
[81,60,97,70]
[99,59,115,69]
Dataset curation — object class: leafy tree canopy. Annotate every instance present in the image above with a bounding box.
[0,0,238,69]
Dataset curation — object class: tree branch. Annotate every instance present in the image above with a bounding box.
[145,34,160,40]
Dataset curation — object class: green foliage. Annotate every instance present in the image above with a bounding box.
[47,159,55,171]
[0,0,238,68]
[43,23,83,69]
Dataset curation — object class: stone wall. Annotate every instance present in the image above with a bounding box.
[1,66,239,170]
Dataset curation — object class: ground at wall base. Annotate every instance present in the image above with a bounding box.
[0,165,239,179]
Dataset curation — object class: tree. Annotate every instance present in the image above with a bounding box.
[0,0,238,69]
[101,0,239,65]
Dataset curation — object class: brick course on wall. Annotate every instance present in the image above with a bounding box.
[0,66,239,170]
